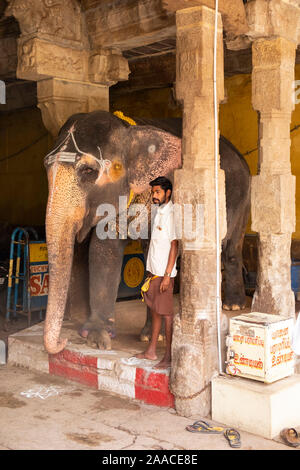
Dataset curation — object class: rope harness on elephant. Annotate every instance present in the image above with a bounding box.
[44,114,138,211]
[44,123,112,185]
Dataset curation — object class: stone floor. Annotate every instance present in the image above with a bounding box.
[0,365,295,451]
[1,295,300,451]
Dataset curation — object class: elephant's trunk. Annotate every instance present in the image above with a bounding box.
[44,163,85,355]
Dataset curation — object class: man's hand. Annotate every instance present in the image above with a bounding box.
[160,276,171,293]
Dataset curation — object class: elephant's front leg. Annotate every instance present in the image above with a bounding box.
[222,237,246,311]
[80,229,126,349]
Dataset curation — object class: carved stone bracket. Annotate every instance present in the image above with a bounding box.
[245,0,300,45]
[17,38,89,82]
[4,0,130,135]
[89,49,130,86]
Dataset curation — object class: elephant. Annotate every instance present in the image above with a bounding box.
[43,110,250,355]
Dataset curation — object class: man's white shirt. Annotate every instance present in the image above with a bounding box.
[146,200,178,277]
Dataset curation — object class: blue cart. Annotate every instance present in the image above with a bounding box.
[6,227,48,327]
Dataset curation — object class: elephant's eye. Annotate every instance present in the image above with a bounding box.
[80,166,95,175]
[77,164,98,183]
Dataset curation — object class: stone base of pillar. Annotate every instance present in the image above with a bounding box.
[251,233,295,318]
[170,314,219,417]
[37,78,109,136]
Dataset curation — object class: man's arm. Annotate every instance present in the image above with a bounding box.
[160,240,178,293]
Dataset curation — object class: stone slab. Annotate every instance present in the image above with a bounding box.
[212,374,300,439]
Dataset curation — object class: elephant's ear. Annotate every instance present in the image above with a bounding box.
[126,125,182,194]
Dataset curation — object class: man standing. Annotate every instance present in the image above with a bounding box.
[136,176,178,369]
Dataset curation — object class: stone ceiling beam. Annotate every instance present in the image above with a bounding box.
[82,0,176,51]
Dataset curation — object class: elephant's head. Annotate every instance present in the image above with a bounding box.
[44,110,181,354]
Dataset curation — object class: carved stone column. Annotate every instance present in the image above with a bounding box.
[5,0,129,136]
[251,37,296,317]
[246,0,300,317]
[170,6,227,417]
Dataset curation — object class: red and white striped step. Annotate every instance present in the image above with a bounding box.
[8,321,175,408]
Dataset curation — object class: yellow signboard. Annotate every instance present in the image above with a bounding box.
[29,243,48,263]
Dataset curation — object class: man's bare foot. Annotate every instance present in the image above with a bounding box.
[135,351,157,361]
[154,358,171,369]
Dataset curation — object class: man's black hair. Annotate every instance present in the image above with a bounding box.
[149,176,172,194]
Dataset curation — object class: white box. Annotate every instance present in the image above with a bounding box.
[226,312,294,383]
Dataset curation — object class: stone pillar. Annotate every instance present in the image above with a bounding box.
[251,36,296,317]
[5,0,130,136]
[170,6,227,417]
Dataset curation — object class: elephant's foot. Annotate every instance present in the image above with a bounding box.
[140,324,165,343]
[222,303,246,311]
[86,329,111,350]
[79,321,115,350]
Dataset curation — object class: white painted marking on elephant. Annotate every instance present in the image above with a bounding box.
[20,385,67,400]
[0,340,6,364]
[148,144,156,154]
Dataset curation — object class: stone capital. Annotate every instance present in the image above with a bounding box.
[246,0,300,45]
[163,0,249,43]
[5,0,84,46]
[175,6,224,103]
[252,37,296,114]
[37,78,109,137]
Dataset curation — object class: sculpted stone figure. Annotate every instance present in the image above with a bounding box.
[43,110,250,355]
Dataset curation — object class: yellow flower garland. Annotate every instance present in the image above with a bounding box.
[113,110,137,127]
